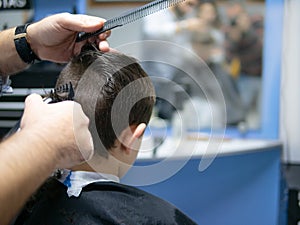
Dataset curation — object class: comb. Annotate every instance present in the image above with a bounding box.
[48,82,75,103]
[76,0,185,42]
[4,83,75,139]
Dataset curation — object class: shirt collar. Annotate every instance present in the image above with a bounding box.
[57,169,120,197]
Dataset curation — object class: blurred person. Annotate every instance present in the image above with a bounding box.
[190,1,245,125]
[143,0,200,45]
[142,0,200,121]
[12,45,197,225]
[191,1,224,65]
[0,13,111,225]
[224,1,263,128]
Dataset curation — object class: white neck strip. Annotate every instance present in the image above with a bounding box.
[57,169,120,197]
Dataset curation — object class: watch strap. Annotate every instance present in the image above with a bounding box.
[14,24,40,64]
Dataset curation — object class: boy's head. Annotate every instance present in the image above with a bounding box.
[56,45,155,174]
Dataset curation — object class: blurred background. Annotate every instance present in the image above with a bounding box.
[1,0,300,224]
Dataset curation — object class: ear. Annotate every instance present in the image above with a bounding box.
[120,123,146,155]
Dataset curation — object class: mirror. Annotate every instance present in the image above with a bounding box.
[141,0,268,137]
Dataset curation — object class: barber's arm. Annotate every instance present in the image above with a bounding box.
[0,12,111,224]
[0,94,94,225]
[0,13,110,76]
[0,27,27,75]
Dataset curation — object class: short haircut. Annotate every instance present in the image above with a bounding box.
[56,45,155,157]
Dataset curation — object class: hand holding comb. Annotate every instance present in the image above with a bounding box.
[76,0,185,42]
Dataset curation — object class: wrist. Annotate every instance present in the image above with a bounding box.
[25,23,40,58]
[0,28,29,75]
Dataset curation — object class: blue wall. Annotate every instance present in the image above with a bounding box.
[259,0,284,139]
[122,146,282,225]
[33,0,85,21]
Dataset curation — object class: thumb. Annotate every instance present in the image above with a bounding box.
[24,94,43,111]
[21,94,43,128]
[62,14,106,33]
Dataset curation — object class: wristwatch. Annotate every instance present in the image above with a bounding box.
[14,23,40,64]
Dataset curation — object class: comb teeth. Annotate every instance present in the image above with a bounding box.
[50,82,74,103]
[106,0,185,29]
[76,0,186,42]
[55,83,69,92]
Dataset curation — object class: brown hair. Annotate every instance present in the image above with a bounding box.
[56,45,155,157]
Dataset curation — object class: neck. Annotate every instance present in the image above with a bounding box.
[71,153,120,177]
[70,151,132,178]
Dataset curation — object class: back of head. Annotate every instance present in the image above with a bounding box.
[56,45,155,157]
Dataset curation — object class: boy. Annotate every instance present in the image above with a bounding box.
[13,46,197,225]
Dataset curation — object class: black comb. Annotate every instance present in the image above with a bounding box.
[48,82,75,103]
[76,0,185,42]
[4,83,75,139]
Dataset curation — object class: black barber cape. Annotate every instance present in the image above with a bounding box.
[14,178,197,225]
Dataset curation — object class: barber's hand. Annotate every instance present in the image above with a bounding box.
[26,13,111,63]
[20,94,94,168]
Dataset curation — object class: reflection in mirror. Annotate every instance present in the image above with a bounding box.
[220,0,264,132]
[141,0,265,136]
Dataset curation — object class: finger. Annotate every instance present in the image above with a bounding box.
[73,102,90,124]
[61,14,106,33]
[82,132,94,161]
[21,94,43,127]
[99,30,111,40]
[98,40,110,52]
[87,36,97,44]
[105,47,118,53]
[73,103,94,161]
[24,94,43,110]
[74,41,88,56]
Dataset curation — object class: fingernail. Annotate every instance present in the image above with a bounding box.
[100,33,107,39]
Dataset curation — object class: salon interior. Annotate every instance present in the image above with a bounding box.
[0,0,299,224]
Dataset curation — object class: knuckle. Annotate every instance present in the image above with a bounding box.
[82,114,90,126]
